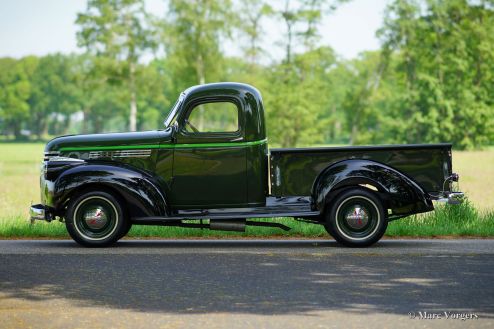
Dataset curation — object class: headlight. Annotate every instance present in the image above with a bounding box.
[43,161,48,178]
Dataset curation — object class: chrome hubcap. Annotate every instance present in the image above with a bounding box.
[83,207,108,230]
[344,205,369,229]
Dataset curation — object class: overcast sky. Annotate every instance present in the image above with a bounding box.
[0,0,389,61]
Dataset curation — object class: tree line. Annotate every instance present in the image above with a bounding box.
[0,0,493,149]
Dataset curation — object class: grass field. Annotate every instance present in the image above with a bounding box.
[0,143,493,238]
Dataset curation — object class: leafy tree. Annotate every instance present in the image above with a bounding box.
[259,0,348,147]
[2,0,494,150]
[236,0,273,66]
[264,47,337,147]
[76,0,156,131]
[277,0,347,63]
[379,0,494,149]
[162,0,234,87]
[0,57,38,139]
[160,0,236,130]
[28,54,82,139]
[339,52,386,145]
[135,61,169,131]
[70,55,129,133]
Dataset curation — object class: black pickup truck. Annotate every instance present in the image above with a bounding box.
[30,82,463,247]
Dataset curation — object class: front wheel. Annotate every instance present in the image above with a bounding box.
[119,220,133,239]
[65,190,127,247]
[324,188,387,247]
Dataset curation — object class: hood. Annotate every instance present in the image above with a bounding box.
[45,129,173,153]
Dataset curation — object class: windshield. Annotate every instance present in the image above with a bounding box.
[164,93,185,127]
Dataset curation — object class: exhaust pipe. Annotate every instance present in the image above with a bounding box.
[209,219,246,232]
[209,219,291,232]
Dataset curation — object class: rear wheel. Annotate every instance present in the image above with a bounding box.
[65,190,127,247]
[325,188,387,247]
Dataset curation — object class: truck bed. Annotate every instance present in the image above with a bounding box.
[270,144,452,197]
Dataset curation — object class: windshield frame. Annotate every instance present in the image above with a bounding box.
[163,93,185,128]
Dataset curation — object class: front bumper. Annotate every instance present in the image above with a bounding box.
[30,161,56,224]
[29,204,54,223]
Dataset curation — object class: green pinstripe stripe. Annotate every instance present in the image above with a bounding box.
[59,138,267,152]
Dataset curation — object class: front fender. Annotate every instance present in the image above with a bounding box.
[312,159,433,216]
[53,163,168,218]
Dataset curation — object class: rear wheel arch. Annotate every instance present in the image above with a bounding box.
[312,159,430,216]
[323,178,389,210]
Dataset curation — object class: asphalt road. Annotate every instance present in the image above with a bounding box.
[1,239,493,329]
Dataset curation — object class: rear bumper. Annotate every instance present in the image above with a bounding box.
[434,192,465,205]
[447,192,465,204]
[29,204,54,223]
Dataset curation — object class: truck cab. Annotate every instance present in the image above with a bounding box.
[162,83,268,208]
[30,82,463,247]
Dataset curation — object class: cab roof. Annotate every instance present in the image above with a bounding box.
[183,82,262,99]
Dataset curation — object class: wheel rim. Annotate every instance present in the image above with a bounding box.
[335,196,380,241]
[74,196,118,240]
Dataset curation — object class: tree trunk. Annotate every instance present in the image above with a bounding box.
[129,61,137,132]
[34,115,44,141]
[248,12,262,66]
[62,115,71,135]
[82,107,90,134]
[284,0,292,64]
[12,121,21,140]
[41,119,49,139]
[349,123,358,145]
[94,116,103,134]
[331,104,337,141]
[196,54,206,131]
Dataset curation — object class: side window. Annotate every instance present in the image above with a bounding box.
[186,102,239,133]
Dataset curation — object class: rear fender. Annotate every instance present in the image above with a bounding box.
[53,163,168,218]
[312,159,433,216]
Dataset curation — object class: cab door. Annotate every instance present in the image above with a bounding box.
[170,98,247,208]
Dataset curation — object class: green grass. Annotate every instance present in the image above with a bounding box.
[387,199,494,237]
[1,142,493,238]
[0,217,328,239]
[2,200,492,238]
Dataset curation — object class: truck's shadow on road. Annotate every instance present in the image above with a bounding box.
[116,239,437,249]
[1,240,493,318]
[20,239,442,249]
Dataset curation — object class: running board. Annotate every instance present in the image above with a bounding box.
[132,210,320,222]
[131,218,291,232]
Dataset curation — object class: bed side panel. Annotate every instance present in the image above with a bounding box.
[270,144,451,197]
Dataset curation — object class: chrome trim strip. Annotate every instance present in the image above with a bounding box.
[48,156,85,162]
[89,149,152,159]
